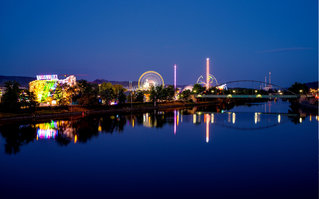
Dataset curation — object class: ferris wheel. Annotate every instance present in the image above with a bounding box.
[138,71,164,90]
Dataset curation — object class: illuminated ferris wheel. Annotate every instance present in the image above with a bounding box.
[196,74,218,87]
[138,71,164,90]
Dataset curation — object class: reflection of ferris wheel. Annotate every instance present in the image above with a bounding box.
[138,71,165,90]
[196,74,218,87]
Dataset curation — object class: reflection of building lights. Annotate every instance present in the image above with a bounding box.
[74,134,77,144]
[205,114,210,143]
[228,112,231,123]
[98,124,102,132]
[37,129,57,139]
[132,119,135,128]
[193,114,196,124]
[232,112,236,124]
[254,112,258,124]
[299,117,302,123]
[211,113,214,124]
[309,115,312,122]
[278,114,281,123]
[36,121,58,139]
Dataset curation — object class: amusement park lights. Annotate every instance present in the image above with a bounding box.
[174,64,177,91]
[29,74,76,104]
[206,58,210,90]
[138,71,164,90]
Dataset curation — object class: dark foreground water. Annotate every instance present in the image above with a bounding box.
[0,101,317,199]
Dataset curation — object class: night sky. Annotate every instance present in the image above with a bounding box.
[0,0,317,86]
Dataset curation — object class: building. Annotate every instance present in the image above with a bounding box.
[29,74,76,106]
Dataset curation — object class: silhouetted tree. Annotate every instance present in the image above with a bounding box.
[180,90,191,100]
[1,81,21,112]
[192,84,205,94]
[76,80,99,106]
[118,89,126,104]
[288,82,309,94]
[135,91,144,102]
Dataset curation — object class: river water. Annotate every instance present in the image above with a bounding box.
[0,101,317,199]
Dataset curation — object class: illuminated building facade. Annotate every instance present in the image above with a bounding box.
[29,74,76,105]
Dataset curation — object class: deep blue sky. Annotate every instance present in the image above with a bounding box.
[0,0,317,86]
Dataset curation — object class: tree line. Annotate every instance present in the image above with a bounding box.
[0,80,312,113]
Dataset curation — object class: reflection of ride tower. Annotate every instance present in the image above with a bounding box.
[173,110,180,135]
[204,114,210,143]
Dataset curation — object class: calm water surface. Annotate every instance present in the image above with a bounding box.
[0,101,317,199]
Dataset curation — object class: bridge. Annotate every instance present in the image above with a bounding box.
[196,80,298,99]
[197,94,297,99]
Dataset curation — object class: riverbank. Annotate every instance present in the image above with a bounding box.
[0,101,220,123]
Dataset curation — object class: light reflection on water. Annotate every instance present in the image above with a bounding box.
[0,101,317,198]
[1,101,317,149]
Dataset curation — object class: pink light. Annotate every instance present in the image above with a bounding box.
[174,64,177,91]
[206,58,210,90]
[205,114,210,143]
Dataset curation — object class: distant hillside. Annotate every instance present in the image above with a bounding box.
[92,79,139,87]
[91,79,186,88]
[0,76,35,87]
[305,81,318,89]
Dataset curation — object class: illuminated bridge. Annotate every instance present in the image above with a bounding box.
[197,80,298,99]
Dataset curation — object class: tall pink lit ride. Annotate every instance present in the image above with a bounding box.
[174,64,177,91]
[206,58,210,90]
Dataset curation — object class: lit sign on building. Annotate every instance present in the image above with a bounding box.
[36,74,58,81]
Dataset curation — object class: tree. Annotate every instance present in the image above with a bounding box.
[76,80,99,106]
[192,84,205,94]
[53,84,74,106]
[54,84,64,105]
[1,81,21,112]
[180,90,191,100]
[113,84,125,95]
[19,90,38,111]
[149,86,157,102]
[99,82,113,92]
[288,82,309,95]
[118,89,126,104]
[100,88,115,105]
[164,85,175,100]
[135,91,144,102]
